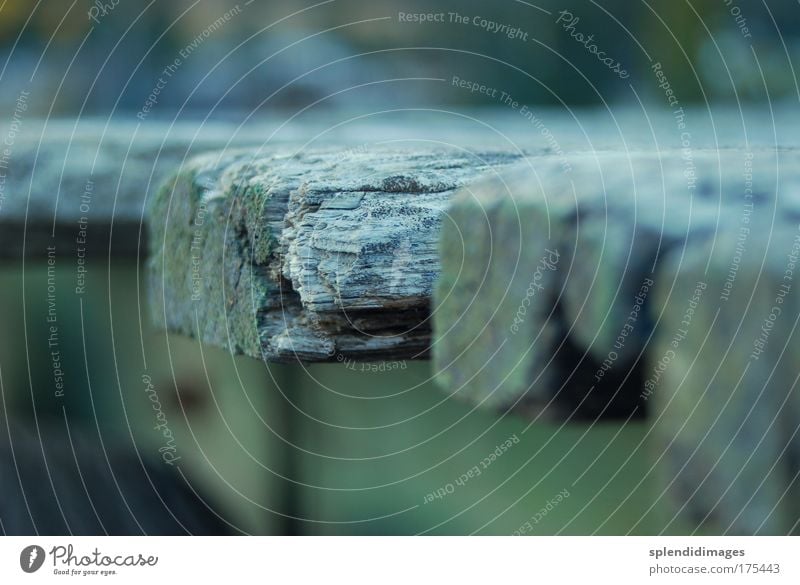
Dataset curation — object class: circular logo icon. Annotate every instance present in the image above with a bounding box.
[20,545,45,573]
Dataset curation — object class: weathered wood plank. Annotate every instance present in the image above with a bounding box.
[149,146,800,401]
[0,121,273,258]
[8,106,799,259]
[434,149,800,419]
[147,146,524,361]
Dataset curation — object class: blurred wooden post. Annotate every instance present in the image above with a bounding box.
[436,149,800,533]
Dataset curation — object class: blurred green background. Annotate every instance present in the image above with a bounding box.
[0,261,690,534]
[1,0,798,117]
[2,0,795,534]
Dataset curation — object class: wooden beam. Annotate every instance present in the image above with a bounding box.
[434,148,799,532]
[0,121,272,259]
[147,146,525,361]
[10,106,799,260]
[434,149,781,417]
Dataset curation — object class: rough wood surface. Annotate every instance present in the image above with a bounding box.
[147,146,524,362]
[7,106,798,259]
[435,149,795,417]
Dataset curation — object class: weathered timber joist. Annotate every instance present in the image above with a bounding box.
[150,146,800,376]
[9,106,799,260]
[147,146,524,362]
[0,121,279,258]
[434,149,800,416]
[435,148,800,533]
